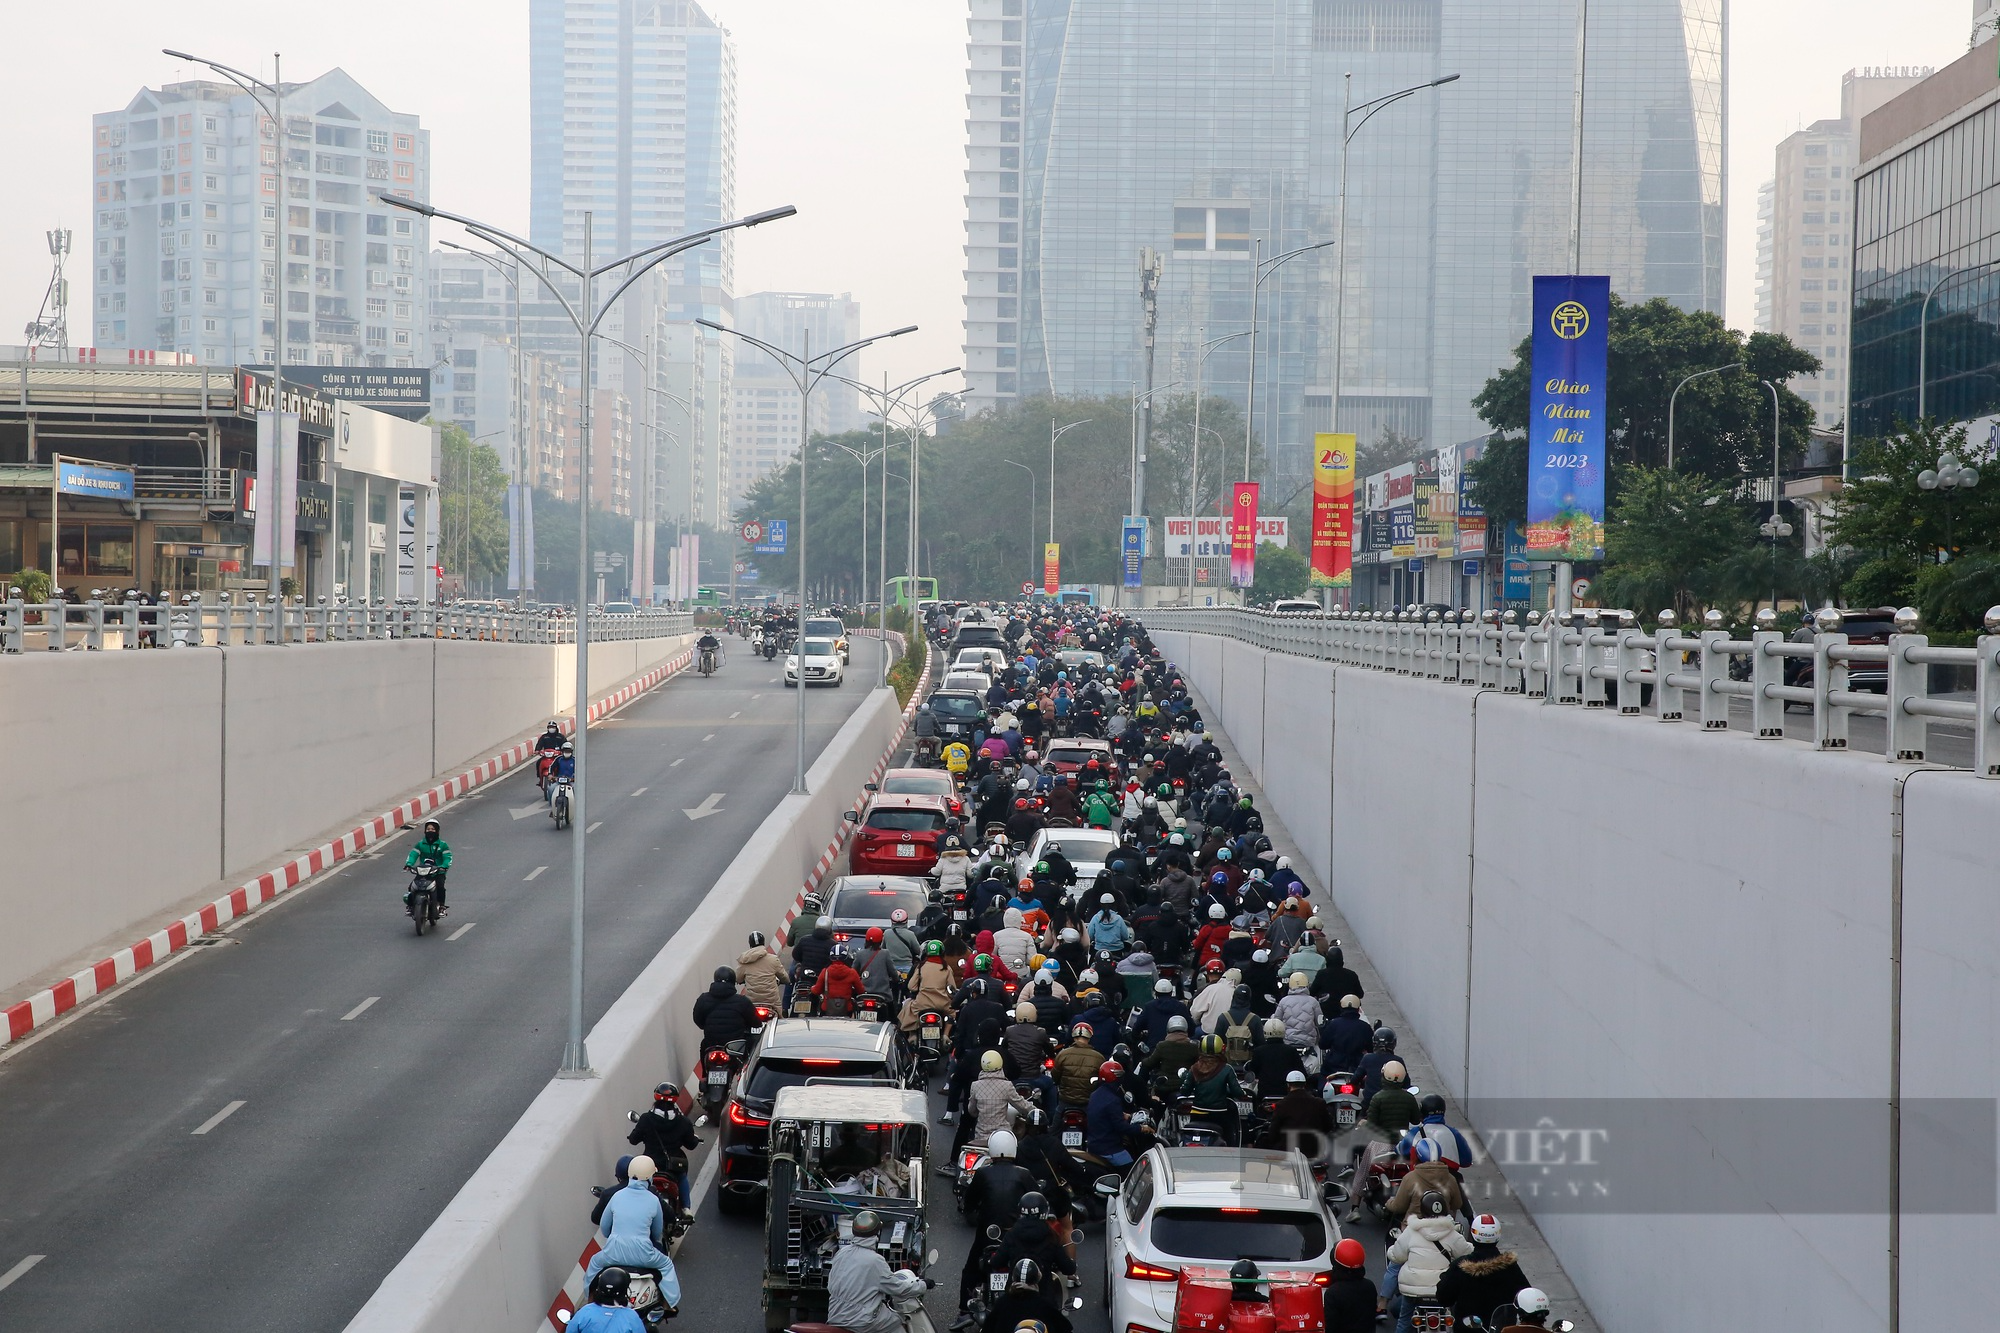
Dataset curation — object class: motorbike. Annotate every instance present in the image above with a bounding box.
[1462,1312,1573,1333]
[698,1040,747,1125]
[550,776,574,830]
[627,1268,677,1326]
[762,638,779,661]
[406,862,443,936]
[916,734,942,766]
[855,992,893,1024]
[915,1011,949,1079]
[1323,1070,1362,1137]
[788,969,819,1017]
[952,1146,988,1216]
[1164,1097,1237,1148]
[1356,1146,1411,1221]
[699,644,721,676]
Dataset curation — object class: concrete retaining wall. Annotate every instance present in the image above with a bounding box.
[343,686,908,1333]
[1152,626,2000,1333]
[0,634,689,1000]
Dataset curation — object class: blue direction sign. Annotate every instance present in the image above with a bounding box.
[754,519,788,555]
[56,459,135,500]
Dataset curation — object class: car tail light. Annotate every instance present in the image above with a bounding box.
[727,1100,769,1128]
[802,1058,842,1066]
[1123,1256,1179,1282]
[1219,1206,1257,1214]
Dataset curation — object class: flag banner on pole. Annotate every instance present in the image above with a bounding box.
[1309,433,1354,588]
[1526,274,1609,560]
[506,483,524,592]
[1121,522,1144,588]
[275,412,299,572]
[253,411,276,571]
[1043,543,1060,595]
[1229,482,1260,588]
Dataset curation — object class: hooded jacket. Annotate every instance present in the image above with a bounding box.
[936,849,973,895]
[1386,1159,1469,1225]
[1273,989,1322,1048]
[692,979,759,1046]
[1386,1214,1472,1298]
[1188,973,1238,1034]
[735,947,788,1009]
[1052,1040,1103,1105]
[792,925,835,973]
[1435,1246,1532,1328]
[967,1068,1034,1146]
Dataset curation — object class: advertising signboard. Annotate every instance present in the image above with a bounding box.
[1309,433,1354,588]
[1229,483,1260,587]
[1526,274,1609,559]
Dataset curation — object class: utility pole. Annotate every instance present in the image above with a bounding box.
[1135,248,1163,524]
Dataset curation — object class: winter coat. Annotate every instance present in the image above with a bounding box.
[1265,912,1308,953]
[1386,1159,1468,1225]
[1318,1013,1373,1076]
[1158,867,1198,914]
[792,927,834,973]
[1139,1034,1200,1090]
[1273,991,1322,1048]
[825,1242,905,1333]
[692,981,759,1047]
[1004,1019,1050,1077]
[1323,1273,1378,1333]
[735,947,788,1010]
[1191,922,1233,968]
[1364,1083,1420,1141]
[1245,1039,1305,1093]
[966,1069,1034,1146]
[1188,975,1238,1034]
[993,925,1037,976]
[1052,1042,1102,1105]
[1436,1247,1533,1329]
[1386,1215,1472,1298]
[936,850,973,894]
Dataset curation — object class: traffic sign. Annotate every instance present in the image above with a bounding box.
[592,550,610,574]
[1571,577,1592,600]
[754,519,788,555]
[1021,581,1035,595]
[609,552,625,567]
[739,520,765,544]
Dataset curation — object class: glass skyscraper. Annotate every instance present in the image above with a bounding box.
[963,0,1725,486]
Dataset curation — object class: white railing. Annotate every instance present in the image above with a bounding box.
[1,595,692,653]
[1140,604,2000,778]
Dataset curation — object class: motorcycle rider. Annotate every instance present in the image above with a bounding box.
[965,1050,1036,1150]
[1357,1027,1403,1108]
[1273,973,1323,1053]
[1002,1003,1050,1079]
[1084,896,1132,955]
[786,894,826,948]
[1263,1069,1333,1161]
[1128,978,1193,1049]
[855,926,903,1000]
[404,819,453,912]
[812,945,868,1016]
[627,1082,701,1220]
[735,931,788,1013]
[584,1155,682,1299]
[1318,995,1373,1080]
[569,1267,647,1333]
[902,939,959,1033]
[1398,1094,1474,1169]
[1386,1138,1468,1227]
[826,1209,919,1333]
[993,1192,1074,1300]
[884,908,924,980]
[1051,1025,1103,1108]
[1245,1018,1306,1093]
[1499,1288,1559,1332]
[1139,1015,1200,1093]
[534,721,568,792]
[1322,1240,1377,1333]
[960,1130,1039,1304]
[981,1260,1072,1333]
[692,967,760,1054]
[1177,1035,1247,1145]
[695,629,722,670]
[1385,1191,1471,1333]
[1085,1061,1146,1169]
[545,741,577,804]
[1435,1215,1532,1330]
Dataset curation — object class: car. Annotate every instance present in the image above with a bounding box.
[804,615,851,663]
[942,670,994,695]
[1055,648,1107,671]
[925,689,987,743]
[953,646,1009,677]
[1043,737,1115,777]
[843,795,953,875]
[876,767,960,803]
[785,636,845,687]
[713,1018,904,1216]
[817,873,933,943]
[601,601,638,615]
[1268,599,1323,615]
[1785,606,1896,694]
[1103,1148,1341,1333]
[1015,827,1120,890]
[948,622,1009,657]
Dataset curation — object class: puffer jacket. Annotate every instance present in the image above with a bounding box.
[1051,1041,1102,1105]
[936,850,973,895]
[735,946,788,1009]
[966,1068,1034,1147]
[1273,990,1322,1049]
[1386,1214,1472,1298]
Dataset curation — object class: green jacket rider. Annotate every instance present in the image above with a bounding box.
[405,819,453,909]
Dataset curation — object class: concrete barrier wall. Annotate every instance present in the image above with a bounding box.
[1148,626,2000,1333]
[1,634,690,999]
[344,686,908,1333]
[1256,653,1334,888]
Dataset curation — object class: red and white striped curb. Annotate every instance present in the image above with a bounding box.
[2,647,694,1049]
[543,640,934,1329]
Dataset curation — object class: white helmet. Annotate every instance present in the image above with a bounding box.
[1470,1214,1501,1244]
[988,1129,1019,1159]
[1208,903,1225,919]
[1515,1289,1550,1316]
[1154,978,1174,994]
[1015,778,1031,791]
[628,1155,657,1181]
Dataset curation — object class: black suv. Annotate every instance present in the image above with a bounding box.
[714,1018,904,1216]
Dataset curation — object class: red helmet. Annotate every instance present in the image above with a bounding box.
[1097,1060,1124,1082]
[1015,798,1029,809]
[866,926,885,944]
[1333,1238,1366,1270]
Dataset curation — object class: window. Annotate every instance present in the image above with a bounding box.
[394,134,413,153]
[393,301,411,320]
[203,175,219,191]
[394,218,412,236]
[366,297,386,317]
[56,523,135,577]
[393,329,410,346]
[367,129,389,153]
[366,214,387,235]
[1148,1208,1326,1263]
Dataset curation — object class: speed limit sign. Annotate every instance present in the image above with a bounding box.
[739,520,765,544]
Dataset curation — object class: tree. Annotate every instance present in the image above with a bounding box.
[1356,426,1428,480]
[1827,418,2000,615]
[436,423,511,595]
[1595,466,1760,621]
[1246,540,1309,603]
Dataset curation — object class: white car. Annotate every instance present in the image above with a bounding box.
[953,646,1009,677]
[1015,827,1120,895]
[784,636,845,687]
[941,670,993,695]
[1103,1148,1341,1333]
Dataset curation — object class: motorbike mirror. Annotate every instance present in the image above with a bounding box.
[866,782,880,792]
[1071,1227,1084,1241]
[986,1224,1003,1240]
[1553,1324,1575,1332]
[843,810,861,823]
[627,1109,641,1123]
[555,1312,570,1326]
[1094,1175,1122,1197]
[927,1248,940,1267]
[1321,1181,1350,1206]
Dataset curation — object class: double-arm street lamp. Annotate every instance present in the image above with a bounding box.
[379,192,797,1077]
[1244,243,1336,480]
[1049,418,1094,585]
[600,333,696,605]
[697,318,917,795]
[440,241,538,599]
[1000,459,1037,585]
[1666,362,1744,471]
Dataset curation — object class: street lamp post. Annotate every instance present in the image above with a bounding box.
[440,242,535,600]
[1918,268,1987,420]
[1244,240,1337,481]
[1000,459,1036,586]
[699,319,917,794]
[1189,332,1252,606]
[1048,418,1094,589]
[601,334,695,606]
[1666,362,1745,471]
[380,192,796,1076]
[1754,379,1791,613]
[1917,450,1982,559]
[1330,73,1459,455]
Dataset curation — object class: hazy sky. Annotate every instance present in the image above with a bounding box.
[0,1,1976,391]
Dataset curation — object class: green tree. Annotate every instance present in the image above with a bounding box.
[1246,540,1309,603]
[436,423,511,595]
[1595,466,1760,620]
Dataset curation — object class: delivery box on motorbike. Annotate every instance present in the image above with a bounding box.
[1172,1267,1324,1333]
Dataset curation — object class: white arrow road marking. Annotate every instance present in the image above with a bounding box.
[0,1255,45,1293]
[341,997,380,1021]
[510,802,547,821]
[683,793,727,821]
[729,711,742,719]
[525,865,549,881]
[192,1100,246,1135]
[702,733,716,742]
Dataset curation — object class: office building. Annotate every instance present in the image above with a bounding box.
[1752,69,1929,424]
[728,292,863,506]
[962,0,1726,490]
[91,69,429,367]
[1851,39,2000,436]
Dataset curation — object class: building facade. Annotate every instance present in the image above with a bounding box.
[1851,40,2000,437]
[961,0,1726,493]
[91,70,430,368]
[728,292,863,506]
[1752,70,1929,425]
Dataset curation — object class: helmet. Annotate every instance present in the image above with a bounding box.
[1332,1238,1367,1270]
[981,1051,1005,1073]
[1288,972,1308,990]
[1203,959,1224,974]
[1199,1034,1226,1056]
[1015,1002,1038,1023]
[866,926,885,944]
[561,741,575,755]
[1059,926,1080,943]
[1341,994,1362,1011]
[1228,1259,1262,1288]
[628,1155,657,1180]
[1154,978,1174,995]
[1098,1060,1124,1082]
[1209,872,1229,887]
[1008,1258,1044,1292]
[1015,778,1031,791]
[1071,1021,1095,1041]
[422,819,441,838]
[1100,893,1115,905]
[803,894,824,911]
[1217,848,1232,862]
[653,1081,681,1103]
[1419,1093,1447,1117]
[1412,1138,1442,1165]
[1017,1191,1050,1220]
[748,930,766,948]
[1470,1214,1501,1244]
[1373,1026,1399,1052]
[890,908,910,925]
[988,1129,1019,1159]
[1041,958,1060,974]
[1166,1016,1189,1032]
[1285,1069,1307,1084]
[1419,1189,1448,1219]
[830,945,850,961]
[975,953,993,972]
[851,1209,884,1239]
[924,940,944,957]
[1381,1060,1408,1083]
[545,720,563,732]
[712,966,735,984]
[1035,861,1051,874]
[1208,903,1226,919]
[1516,1289,1551,1316]
[588,1267,633,1306]
[1264,1018,1286,1039]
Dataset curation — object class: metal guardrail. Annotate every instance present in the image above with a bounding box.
[1139,604,2000,778]
[0,596,692,653]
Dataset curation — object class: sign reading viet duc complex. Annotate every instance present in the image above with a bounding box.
[1309,433,1354,589]
[1526,274,1609,560]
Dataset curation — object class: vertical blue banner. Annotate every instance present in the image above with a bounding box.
[1121,522,1144,588]
[1526,275,1609,561]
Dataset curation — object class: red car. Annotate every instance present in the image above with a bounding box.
[874,767,964,819]
[844,793,952,875]
[1043,738,1116,778]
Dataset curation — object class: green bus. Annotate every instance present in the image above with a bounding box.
[884,575,939,610]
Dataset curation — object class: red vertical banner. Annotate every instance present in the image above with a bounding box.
[1043,543,1060,595]
[1229,482,1260,588]
[1309,432,1355,589]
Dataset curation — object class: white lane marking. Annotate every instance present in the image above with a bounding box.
[631,787,648,796]
[0,1255,45,1293]
[670,757,687,767]
[191,1100,247,1135]
[683,793,726,821]
[447,921,477,941]
[525,865,549,881]
[510,802,547,821]
[750,693,762,699]
[341,997,380,1021]
[688,1140,723,1213]
[729,711,742,719]
[586,821,604,833]
[702,733,716,742]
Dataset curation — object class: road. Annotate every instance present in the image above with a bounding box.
[0,637,886,1332]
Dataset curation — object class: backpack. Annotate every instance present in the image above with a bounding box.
[1222,1014,1256,1066]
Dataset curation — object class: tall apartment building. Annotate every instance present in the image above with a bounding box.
[528,0,738,528]
[1752,69,1929,424]
[91,69,429,367]
[962,0,1726,489]
[728,292,863,507]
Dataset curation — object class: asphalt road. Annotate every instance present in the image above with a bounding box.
[0,636,886,1333]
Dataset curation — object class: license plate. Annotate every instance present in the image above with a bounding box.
[707,1069,729,1085]
[896,844,917,857]
[990,1274,1008,1293]
[1062,1130,1082,1147]
[953,909,969,921]
[1337,1107,1357,1126]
